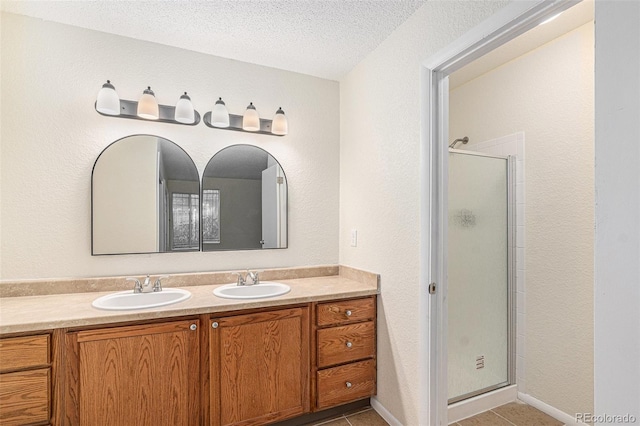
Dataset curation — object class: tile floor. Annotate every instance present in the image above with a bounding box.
[307,401,563,426]
[452,401,564,426]
[308,407,389,426]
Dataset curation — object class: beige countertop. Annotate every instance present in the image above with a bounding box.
[0,271,378,334]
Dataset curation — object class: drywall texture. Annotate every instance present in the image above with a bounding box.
[594,1,640,421]
[449,23,594,417]
[339,1,510,424]
[0,12,340,280]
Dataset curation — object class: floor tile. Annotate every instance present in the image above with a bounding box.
[492,402,563,426]
[346,409,390,426]
[311,417,351,426]
[458,410,514,426]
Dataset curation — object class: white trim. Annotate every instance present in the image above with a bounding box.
[423,0,578,73]
[418,65,436,426]
[420,1,580,424]
[518,392,584,425]
[371,397,403,426]
[448,385,518,423]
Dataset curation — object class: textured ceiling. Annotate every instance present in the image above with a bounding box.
[1,0,426,81]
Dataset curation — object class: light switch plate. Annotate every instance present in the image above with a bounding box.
[350,229,358,247]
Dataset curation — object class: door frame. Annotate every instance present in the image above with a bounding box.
[418,1,580,424]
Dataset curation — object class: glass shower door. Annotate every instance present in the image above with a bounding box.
[447,150,513,403]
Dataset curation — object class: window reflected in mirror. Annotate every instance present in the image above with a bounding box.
[203,189,220,244]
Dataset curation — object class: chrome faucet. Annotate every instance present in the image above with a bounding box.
[127,275,169,293]
[234,270,261,286]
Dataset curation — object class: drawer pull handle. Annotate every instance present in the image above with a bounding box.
[190,324,197,331]
[346,341,353,348]
[345,310,352,317]
[346,381,352,388]
[212,322,219,329]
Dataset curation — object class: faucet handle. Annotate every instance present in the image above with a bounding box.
[247,270,263,285]
[154,275,169,292]
[234,272,246,286]
[126,277,142,293]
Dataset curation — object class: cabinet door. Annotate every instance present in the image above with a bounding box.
[210,307,309,426]
[71,320,200,426]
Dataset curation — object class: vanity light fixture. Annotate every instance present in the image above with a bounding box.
[242,102,260,132]
[94,82,201,126]
[137,86,159,120]
[211,97,230,128]
[203,101,287,137]
[271,107,288,136]
[174,92,195,124]
[96,80,120,116]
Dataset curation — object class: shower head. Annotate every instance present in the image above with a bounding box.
[449,136,469,149]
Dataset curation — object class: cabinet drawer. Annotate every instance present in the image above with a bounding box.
[317,297,375,327]
[317,321,375,368]
[0,368,50,425]
[0,335,49,373]
[316,360,375,409]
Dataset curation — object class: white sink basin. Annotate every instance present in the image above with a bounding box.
[92,288,191,311]
[213,282,291,300]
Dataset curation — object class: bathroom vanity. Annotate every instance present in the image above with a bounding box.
[0,267,378,426]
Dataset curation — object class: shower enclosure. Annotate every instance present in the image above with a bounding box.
[447,149,515,403]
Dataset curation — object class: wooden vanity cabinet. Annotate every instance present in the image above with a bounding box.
[63,319,201,426]
[3,294,376,425]
[209,307,310,426]
[313,296,376,410]
[0,334,52,426]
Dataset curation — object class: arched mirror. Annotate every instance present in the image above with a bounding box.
[202,144,288,251]
[92,135,200,255]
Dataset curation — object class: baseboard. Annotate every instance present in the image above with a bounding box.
[371,397,403,426]
[448,385,518,423]
[517,392,584,425]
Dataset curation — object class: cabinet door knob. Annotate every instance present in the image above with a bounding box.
[345,381,352,388]
[346,341,353,348]
[345,310,352,317]
[212,322,219,329]
[190,324,197,331]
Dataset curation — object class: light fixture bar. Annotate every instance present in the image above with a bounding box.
[203,111,284,136]
[95,99,201,126]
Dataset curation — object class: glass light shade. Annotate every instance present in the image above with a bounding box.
[271,107,288,135]
[211,97,230,128]
[137,86,159,120]
[242,102,260,132]
[96,80,120,115]
[174,92,195,124]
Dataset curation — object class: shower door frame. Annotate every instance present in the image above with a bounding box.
[446,149,517,405]
[419,1,579,424]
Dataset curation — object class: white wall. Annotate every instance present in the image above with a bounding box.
[339,1,510,424]
[449,23,595,417]
[0,12,340,280]
[594,1,640,423]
